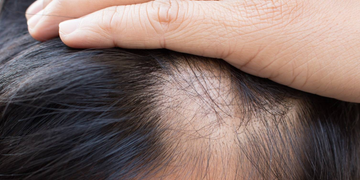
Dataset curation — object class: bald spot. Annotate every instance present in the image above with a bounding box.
[148,57,305,180]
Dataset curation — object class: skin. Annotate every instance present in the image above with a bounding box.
[26,0,360,102]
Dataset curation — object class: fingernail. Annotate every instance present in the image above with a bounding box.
[26,0,43,20]
[59,19,81,36]
[27,10,44,30]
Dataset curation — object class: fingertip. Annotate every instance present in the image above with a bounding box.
[59,19,81,36]
[28,22,60,42]
[26,0,44,20]
[59,30,115,49]
[27,8,45,31]
[26,2,74,42]
[26,9,57,41]
[58,31,82,48]
[59,22,116,49]
[58,20,85,48]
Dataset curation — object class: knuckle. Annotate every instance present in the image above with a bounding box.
[98,7,120,35]
[147,0,184,33]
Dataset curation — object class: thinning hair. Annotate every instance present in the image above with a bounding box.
[1,0,360,179]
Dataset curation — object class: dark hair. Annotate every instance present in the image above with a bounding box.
[1,1,360,179]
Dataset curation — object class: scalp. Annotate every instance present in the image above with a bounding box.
[152,55,304,179]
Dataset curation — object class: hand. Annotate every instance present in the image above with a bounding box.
[26,0,360,102]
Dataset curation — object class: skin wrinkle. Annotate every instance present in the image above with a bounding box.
[226,0,307,75]
[146,0,183,38]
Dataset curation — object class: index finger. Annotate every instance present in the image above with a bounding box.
[26,0,152,41]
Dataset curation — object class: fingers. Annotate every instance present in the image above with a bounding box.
[58,0,360,102]
[59,0,288,55]
[26,0,151,41]
[25,0,51,20]
[59,0,305,69]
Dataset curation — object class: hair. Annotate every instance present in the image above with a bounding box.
[1,0,360,180]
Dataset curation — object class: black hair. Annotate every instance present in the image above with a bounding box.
[1,0,360,179]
